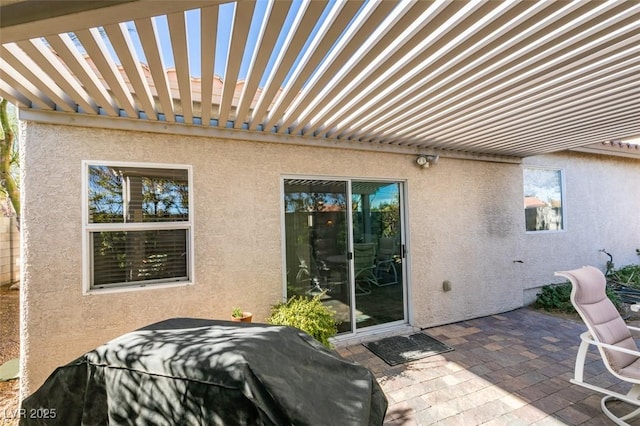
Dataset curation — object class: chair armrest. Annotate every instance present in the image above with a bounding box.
[627,325,640,339]
[580,331,640,357]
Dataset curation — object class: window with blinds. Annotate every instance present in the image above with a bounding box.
[85,162,192,290]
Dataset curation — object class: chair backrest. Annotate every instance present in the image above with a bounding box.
[556,266,638,374]
[354,243,376,269]
[378,237,396,259]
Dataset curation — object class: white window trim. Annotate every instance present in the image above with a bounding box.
[523,165,566,234]
[82,160,195,295]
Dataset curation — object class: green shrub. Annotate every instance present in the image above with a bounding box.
[534,281,623,313]
[609,264,640,288]
[534,283,575,313]
[267,294,338,348]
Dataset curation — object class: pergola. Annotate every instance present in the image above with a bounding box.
[1,0,639,160]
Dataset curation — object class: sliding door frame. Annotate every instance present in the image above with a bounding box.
[280,174,410,337]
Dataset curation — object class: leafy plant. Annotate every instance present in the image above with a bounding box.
[0,99,20,219]
[232,307,244,318]
[267,294,338,348]
[534,281,622,313]
[608,264,640,288]
[601,249,640,288]
[534,283,575,313]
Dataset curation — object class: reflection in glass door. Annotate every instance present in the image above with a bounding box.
[352,181,405,330]
[283,178,406,335]
[284,179,353,333]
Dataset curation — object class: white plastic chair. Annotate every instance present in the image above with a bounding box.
[556,266,640,425]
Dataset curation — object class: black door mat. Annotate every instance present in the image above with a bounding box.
[363,333,454,366]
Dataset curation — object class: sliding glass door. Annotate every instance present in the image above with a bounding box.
[351,181,405,330]
[283,178,406,335]
[284,179,352,332]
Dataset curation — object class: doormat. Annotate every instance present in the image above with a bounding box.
[363,333,454,366]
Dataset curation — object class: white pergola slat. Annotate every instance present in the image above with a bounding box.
[470,84,640,150]
[393,59,640,147]
[291,0,464,136]
[249,0,330,131]
[218,0,256,126]
[370,8,640,148]
[45,33,120,116]
[397,37,640,142]
[0,80,30,108]
[278,0,428,135]
[268,0,398,133]
[450,101,640,157]
[429,68,640,146]
[313,0,507,137]
[262,0,364,132]
[167,12,194,124]
[338,1,575,140]
[503,114,640,156]
[15,38,99,114]
[0,44,76,112]
[200,5,219,126]
[370,2,629,140]
[134,17,176,122]
[234,0,292,129]
[0,58,54,110]
[74,28,139,119]
[103,23,158,120]
[0,0,638,159]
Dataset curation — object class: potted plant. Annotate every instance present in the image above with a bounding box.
[231,307,253,323]
[267,294,338,348]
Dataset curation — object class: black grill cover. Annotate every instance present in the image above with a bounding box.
[20,318,387,425]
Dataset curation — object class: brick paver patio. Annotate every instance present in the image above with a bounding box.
[337,308,640,425]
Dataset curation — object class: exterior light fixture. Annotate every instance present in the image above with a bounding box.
[416,155,439,168]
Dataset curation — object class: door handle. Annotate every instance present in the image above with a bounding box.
[402,244,406,258]
[347,252,353,260]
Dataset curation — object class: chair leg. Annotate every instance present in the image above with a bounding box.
[355,284,371,296]
[573,337,590,383]
[620,405,640,423]
[601,385,640,425]
[306,278,326,296]
[354,268,376,295]
[374,260,398,286]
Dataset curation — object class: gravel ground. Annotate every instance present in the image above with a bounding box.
[0,283,19,426]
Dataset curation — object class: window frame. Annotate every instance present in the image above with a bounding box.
[523,165,566,234]
[82,160,194,294]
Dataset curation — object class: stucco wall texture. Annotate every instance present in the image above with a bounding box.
[520,152,640,302]
[20,122,640,395]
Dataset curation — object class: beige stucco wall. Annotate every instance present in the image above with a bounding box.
[520,152,640,303]
[20,121,639,395]
[408,160,524,326]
